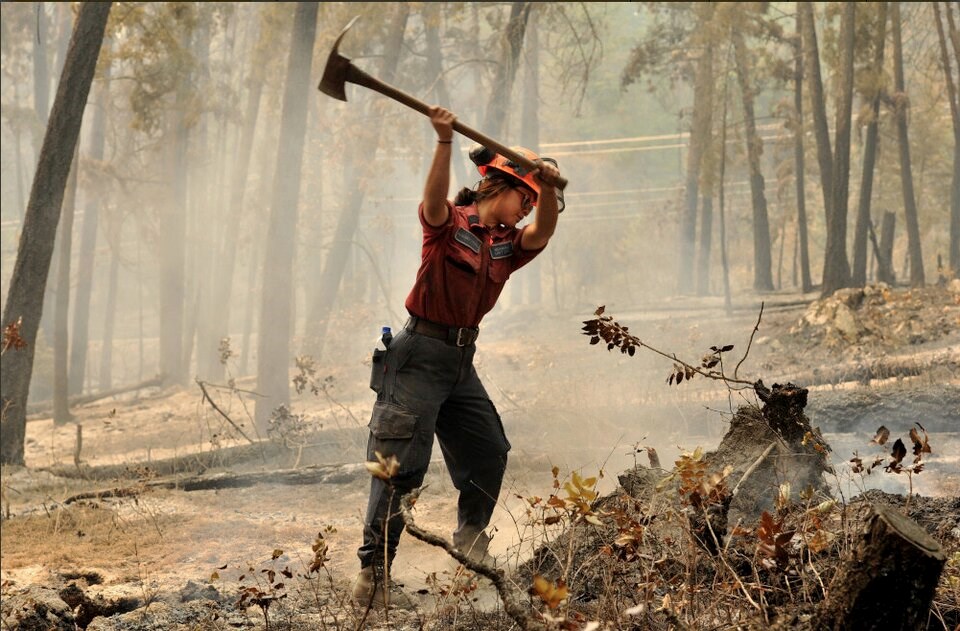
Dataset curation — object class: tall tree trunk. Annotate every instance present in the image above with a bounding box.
[0,1,111,466]
[822,1,855,295]
[69,60,110,396]
[793,16,813,292]
[800,2,836,292]
[732,26,774,291]
[481,2,530,139]
[891,1,925,286]
[853,3,888,287]
[934,2,960,274]
[53,144,80,425]
[304,4,409,360]
[254,1,319,429]
[99,245,119,391]
[679,6,716,295]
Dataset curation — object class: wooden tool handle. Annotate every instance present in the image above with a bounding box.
[348,65,568,191]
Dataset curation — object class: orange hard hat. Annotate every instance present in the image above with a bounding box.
[470,145,541,201]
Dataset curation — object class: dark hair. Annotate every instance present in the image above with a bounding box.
[453,171,529,207]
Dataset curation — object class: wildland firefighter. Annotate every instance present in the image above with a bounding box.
[353,105,564,608]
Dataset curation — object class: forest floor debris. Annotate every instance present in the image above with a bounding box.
[2,286,959,629]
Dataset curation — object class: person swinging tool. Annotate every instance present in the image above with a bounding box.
[352,105,563,609]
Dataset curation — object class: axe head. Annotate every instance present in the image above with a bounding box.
[319,16,360,102]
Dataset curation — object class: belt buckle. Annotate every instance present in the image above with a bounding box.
[455,328,469,347]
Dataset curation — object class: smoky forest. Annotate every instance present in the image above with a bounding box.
[1,2,958,630]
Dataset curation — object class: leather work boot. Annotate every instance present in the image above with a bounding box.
[453,528,496,567]
[352,566,417,610]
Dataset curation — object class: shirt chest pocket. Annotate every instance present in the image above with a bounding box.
[446,228,482,276]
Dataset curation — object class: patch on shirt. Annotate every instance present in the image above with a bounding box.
[490,241,514,259]
[467,214,480,225]
[454,227,482,253]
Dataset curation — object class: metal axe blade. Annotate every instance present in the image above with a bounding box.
[318,16,359,101]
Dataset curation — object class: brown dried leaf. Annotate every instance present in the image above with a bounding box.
[889,439,907,467]
[870,426,890,445]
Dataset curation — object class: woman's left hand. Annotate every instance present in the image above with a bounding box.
[533,160,561,191]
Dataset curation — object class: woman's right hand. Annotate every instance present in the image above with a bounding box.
[428,105,456,142]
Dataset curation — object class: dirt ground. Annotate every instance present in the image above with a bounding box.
[2,282,958,630]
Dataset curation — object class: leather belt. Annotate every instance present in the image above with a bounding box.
[406,316,479,347]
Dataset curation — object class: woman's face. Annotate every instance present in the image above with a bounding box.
[496,185,536,227]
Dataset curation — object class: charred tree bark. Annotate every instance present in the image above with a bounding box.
[891,1,925,287]
[792,19,813,293]
[254,1,318,429]
[800,2,835,291]
[0,1,111,466]
[732,27,774,292]
[812,505,945,630]
[822,2,855,295]
[853,3,887,287]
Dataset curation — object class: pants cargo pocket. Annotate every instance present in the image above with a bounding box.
[367,401,420,468]
[370,349,387,393]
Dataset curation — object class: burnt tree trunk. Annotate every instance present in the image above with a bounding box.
[812,505,945,630]
[891,1,925,286]
[732,27,774,292]
[0,1,111,466]
[793,18,813,292]
[800,2,835,291]
[852,3,887,287]
[822,2,855,295]
[877,210,897,284]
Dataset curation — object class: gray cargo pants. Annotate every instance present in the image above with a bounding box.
[357,320,510,570]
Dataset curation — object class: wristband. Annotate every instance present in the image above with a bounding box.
[437,139,452,144]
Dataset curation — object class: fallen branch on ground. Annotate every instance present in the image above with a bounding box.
[399,491,548,631]
[60,462,370,505]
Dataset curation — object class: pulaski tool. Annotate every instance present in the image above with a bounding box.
[319,16,568,191]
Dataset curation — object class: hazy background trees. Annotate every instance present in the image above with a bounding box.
[1,2,957,465]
